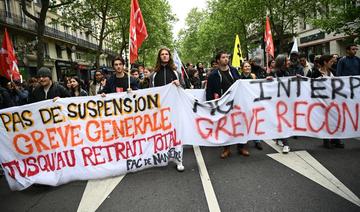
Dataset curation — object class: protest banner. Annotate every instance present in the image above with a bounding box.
[1,76,360,190]
[182,76,360,145]
[0,85,183,190]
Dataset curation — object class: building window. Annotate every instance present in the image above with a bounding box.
[64,25,69,34]
[5,0,12,18]
[56,44,62,58]
[44,43,50,58]
[66,47,72,60]
[20,6,26,23]
[76,53,81,60]
[11,35,17,50]
[302,16,306,30]
[52,19,58,30]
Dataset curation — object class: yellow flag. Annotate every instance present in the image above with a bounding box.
[232,34,244,67]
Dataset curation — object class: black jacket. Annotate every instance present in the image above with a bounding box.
[269,68,291,78]
[0,86,15,109]
[288,63,304,76]
[30,82,71,103]
[206,66,240,101]
[101,74,138,93]
[251,64,267,79]
[150,65,183,87]
[149,65,185,88]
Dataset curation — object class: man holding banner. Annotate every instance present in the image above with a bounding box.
[101,56,138,94]
[206,50,250,158]
[29,67,70,103]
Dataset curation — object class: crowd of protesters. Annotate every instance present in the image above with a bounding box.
[0,44,359,174]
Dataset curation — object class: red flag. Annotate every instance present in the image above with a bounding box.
[129,0,148,64]
[264,16,274,58]
[0,28,21,81]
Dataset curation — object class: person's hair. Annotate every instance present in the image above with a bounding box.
[267,59,275,67]
[93,70,104,84]
[215,50,227,61]
[318,55,333,66]
[188,68,198,78]
[299,53,307,59]
[253,56,262,65]
[71,76,83,91]
[346,44,357,50]
[274,54,287,70]
[112,56,125,67]
[240,61,251,69]
[131,69,139,75]
[154,47,176,72]
[210,59,217,66]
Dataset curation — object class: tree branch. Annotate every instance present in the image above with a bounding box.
[49,0,75,9]
[20,0,39,22]
[89,3,103,19]
[103,28,117,38]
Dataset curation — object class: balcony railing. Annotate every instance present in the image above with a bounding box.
[0,10,102,51]
[0,9,36,31]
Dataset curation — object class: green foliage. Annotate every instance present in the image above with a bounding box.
[61,0,175,67]
[136,0,175,66]
[177,0,321,64]
[311,0,360,44]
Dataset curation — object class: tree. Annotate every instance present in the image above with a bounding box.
[177,0,314,63]
[61,0,122,69]
[311,0,360,44]
[62,0,175,67]
[20,0,74,69]
[135,0,175,66]
[177,8,206,63]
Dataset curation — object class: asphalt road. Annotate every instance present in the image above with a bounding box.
[1,137,360,212]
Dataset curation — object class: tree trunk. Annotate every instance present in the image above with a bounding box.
[95,0,109,70]
[95,41,103,70]
[36,21,45,69]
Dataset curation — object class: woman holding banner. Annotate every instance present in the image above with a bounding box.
[268,54,291,153]
[239,61,263,150]
[150,47,185,172]
[309,54,345,149]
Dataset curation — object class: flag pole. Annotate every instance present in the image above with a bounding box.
[181,64,193,88]
[266,52,269,73]
[127,0,133,91]
[128,33,131,91]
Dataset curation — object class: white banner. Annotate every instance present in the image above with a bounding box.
[1,76,360,190]
[182,76,360,145]
[0,85,184,190]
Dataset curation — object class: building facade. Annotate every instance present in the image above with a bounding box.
[296,11,359,58]
[0,0,116,83]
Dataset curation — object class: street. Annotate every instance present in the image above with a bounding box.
[1,137,360,212]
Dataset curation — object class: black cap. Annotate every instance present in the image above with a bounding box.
[37,67,52,79]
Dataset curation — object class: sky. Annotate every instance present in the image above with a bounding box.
[168,0,207,39]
